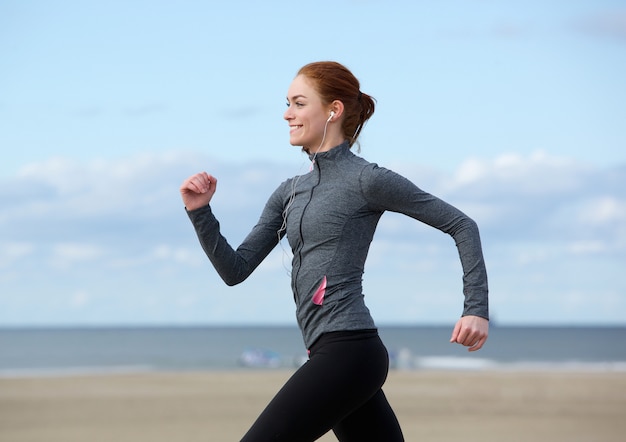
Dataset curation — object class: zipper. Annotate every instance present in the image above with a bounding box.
[293,163,322,301]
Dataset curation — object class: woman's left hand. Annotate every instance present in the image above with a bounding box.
[450,315,489,352]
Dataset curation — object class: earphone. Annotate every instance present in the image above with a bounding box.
[327,111,335,122]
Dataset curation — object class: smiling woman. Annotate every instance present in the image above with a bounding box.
[179,60,489,441]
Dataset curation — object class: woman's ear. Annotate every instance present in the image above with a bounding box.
[330,100,345,120]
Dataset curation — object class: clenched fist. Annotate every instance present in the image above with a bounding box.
[180,172,217,211]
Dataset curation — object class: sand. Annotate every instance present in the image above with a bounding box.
[1,370,625,441]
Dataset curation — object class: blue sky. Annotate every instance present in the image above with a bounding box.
[1,0,625,327]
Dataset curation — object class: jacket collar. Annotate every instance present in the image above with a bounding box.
[308,140,351,164]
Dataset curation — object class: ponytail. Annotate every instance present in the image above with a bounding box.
[351,91,376,150]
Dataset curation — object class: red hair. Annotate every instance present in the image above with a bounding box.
[297,61,375,148]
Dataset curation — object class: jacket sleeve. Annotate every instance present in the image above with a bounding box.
[186,185,286,286]
[361,165,489,320]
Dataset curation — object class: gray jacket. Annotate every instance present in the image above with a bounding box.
[187,142,488,348]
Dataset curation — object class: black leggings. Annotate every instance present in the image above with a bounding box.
[240,330,404,442]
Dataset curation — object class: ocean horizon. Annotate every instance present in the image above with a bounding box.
[1,325,625,377]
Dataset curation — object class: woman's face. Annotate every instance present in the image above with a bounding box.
[284,75,329,152]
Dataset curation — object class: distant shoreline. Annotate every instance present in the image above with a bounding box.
[3,325,625,376]
[2,323,625,331]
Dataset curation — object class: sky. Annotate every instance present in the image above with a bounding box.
[1,0,625,328]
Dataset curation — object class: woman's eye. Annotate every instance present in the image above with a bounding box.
[285,101,305,108]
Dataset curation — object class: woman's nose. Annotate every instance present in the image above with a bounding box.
[283,106,293,121]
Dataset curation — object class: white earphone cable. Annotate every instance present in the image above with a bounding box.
[277,116,332,275]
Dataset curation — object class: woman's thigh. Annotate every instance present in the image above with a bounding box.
[240,332,396,441]
[332,389,404,442]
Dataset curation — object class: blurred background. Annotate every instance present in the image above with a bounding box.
[1,1,625,373]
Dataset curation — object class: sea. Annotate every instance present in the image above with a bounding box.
[1,325,625,378]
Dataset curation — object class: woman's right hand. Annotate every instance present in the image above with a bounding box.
[180,172,217,211]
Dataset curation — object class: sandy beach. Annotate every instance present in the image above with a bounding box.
[1,370,624,441]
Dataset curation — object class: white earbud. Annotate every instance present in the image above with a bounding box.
[327,111,335,122]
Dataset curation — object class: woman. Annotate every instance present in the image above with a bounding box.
[180,61,489,441]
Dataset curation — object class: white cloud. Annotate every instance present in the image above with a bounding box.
[11,151,205,218]
[1,150,624,326]
[69,290,90,308]
[567,240,608,255]
[105,245,205,270]
[152,245,204,267]
[52,243,103,260]
[579,196,626,225]
[0,242,34,268]
[447,150,587,196]
[455,157,489,186]
[49,242,105,269]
